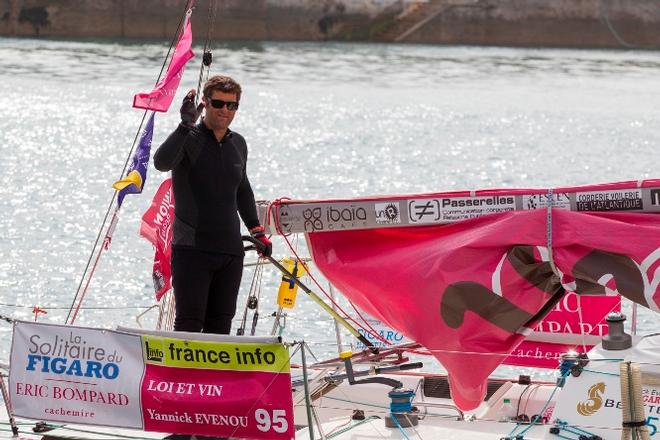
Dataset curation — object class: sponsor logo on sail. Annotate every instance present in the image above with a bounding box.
[576,382,605,416]
[651,189,660,206]
[440,195,515,222]
[302,207,323,231]
[576,190,642,211]
[523,193,570,210]
[441,196,514,208]
[408,199,441,223]
[375,202,401,225]
[327,206,368,223]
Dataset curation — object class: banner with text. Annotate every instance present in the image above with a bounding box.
[353,312,412,349]
[9,322,294,440]
[503,292,621,368]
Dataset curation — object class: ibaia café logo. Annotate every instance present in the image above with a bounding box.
[302,205,370,231]
[576,382,606,416]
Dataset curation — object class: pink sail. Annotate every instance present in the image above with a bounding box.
[305,182,660,411]
[140,178,175,300]
[133,12,194,112]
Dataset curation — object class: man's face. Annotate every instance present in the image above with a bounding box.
[203,90,239,132]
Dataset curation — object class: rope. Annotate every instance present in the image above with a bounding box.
[314,395,459,418]
[574,295,589,354]
[65,2,193,325]
[389,410,413,440]
[550,419,603,440]
[546,188,560,278]
[504,359,575,440]
[582,368,621,377]
[167,291,176,331]
[326,416,380,438]
[515,383,533,420]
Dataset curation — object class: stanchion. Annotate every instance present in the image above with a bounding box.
[0,370,19,437]
[300,342,316,440]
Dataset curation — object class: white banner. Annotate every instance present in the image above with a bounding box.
[9,321,144,428]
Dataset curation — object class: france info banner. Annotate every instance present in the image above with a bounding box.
[9,321,295,440]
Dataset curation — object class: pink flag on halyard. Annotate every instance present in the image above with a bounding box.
[306,182,660,411]
[140,179,175,300]
[133,11,194,112]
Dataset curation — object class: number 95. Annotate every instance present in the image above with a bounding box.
[255,408,288,433]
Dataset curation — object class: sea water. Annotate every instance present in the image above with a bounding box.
[0,38,659,380]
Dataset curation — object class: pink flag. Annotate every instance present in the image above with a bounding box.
[140,179,175,300]
[306,183,660,411]
[133,12,194,112]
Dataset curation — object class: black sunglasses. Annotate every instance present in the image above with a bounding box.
[209,99,239,111]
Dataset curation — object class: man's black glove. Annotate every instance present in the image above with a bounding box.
[180,90,203,127]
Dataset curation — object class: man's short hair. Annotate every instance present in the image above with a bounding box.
[203,75,242,102]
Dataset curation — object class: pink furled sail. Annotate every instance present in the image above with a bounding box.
[140,179,175,300]
[133,11,194,112]
[302,181,660,411]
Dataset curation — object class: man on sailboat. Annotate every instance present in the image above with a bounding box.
[154,75,272,336]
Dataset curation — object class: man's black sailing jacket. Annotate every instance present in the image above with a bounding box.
[153,121,260,256]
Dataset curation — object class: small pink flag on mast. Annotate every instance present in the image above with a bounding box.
[140,178,175,300]
[133,10,195,112]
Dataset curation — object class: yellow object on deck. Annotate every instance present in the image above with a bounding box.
[277,258,306,308]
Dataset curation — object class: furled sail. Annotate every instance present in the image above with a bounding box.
[270,180,660,411]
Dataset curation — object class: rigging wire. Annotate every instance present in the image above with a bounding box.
[195,0,217,104]
[65,2,194,325]
[237,258,265,336]
[504,365,572,440]
[0,303,153,310]
[249,260,266,335]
